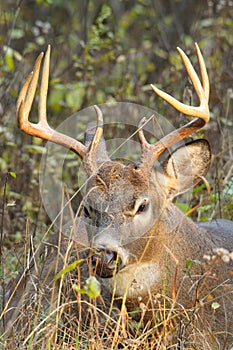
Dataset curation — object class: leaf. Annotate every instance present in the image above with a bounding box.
[7,200,16,207]
[211,302,220,310]
[54,259,84,281]
[5,49,15,72]
[11,29,25,40]
[24,145,46,154]
[65,84,86,111]
[225,204,233,210]
[84,276,101,298]
[175,202,191,214]
[197,205,212,213]
[9,171,17,179]
[185,259,201,273]
[192,259,201,265]
[48,84,65,112]
[72,285,86,294]
[0,158,7,172]
[186,259,193,270]
[73,276,101,299]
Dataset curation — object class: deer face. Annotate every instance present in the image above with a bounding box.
[82,161,163,277]
[81,139,210,279]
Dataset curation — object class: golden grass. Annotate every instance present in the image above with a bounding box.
[1,228,233,349]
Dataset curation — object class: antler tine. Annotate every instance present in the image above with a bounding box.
[139,43,210,171]
[16,71,35,113]
[17,46,105,174]
[83,105,104,175]
[89,105,103,153]
[150,45,209,121]
[17,46,87,158]
[17,52,44,125]
[38,44,50,125]
[195,42,209,101]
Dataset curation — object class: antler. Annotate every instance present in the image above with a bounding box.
[139,43,210,171]
[17,45,103,175]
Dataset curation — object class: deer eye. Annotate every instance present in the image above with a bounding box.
[136,199,149,214]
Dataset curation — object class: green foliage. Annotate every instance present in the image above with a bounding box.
[175,202,191,215]
[9,171,16,179]
[54,259,84,280]
[88,4,113,50]
[185,259,201,275]
[73,276,101,299]
[5,47,15,72]
[211,301,220,310]
[0,2,232,346]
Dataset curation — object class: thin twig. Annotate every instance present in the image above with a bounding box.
[0,172,10,331]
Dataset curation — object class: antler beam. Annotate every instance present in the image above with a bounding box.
[17,45,103,174]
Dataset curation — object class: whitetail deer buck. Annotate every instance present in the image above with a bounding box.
[3,44,233,347]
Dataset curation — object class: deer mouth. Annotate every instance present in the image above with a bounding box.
[92,250,124,278]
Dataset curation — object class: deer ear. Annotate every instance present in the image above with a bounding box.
[163,139,211,199]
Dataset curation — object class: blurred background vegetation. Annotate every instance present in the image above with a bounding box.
[0,0,232,259]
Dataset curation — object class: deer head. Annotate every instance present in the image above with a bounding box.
[17,44,211,292]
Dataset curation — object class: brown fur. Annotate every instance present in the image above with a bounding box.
[3,141,233,349]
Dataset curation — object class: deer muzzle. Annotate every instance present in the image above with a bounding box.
[92,250,124,278]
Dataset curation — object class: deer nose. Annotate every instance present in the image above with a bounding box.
[92,250,124,278]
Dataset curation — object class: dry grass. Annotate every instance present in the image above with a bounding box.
[1,228,233,350]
